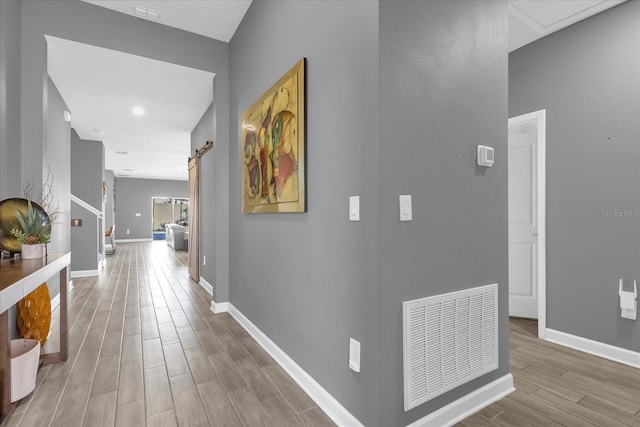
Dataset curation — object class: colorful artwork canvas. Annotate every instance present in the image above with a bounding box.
[242,59,306,213]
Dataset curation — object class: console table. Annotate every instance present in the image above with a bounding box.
[0,252,71,418]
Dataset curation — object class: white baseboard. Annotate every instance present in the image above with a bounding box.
[228,304,365,427]
[211,301,229,313]
[71,270,99,278]
[407,374,514,427]
[50,293,60,311]
[546,328,640,369]
[199,276,213,295]
[115,238,152,243]
[201,277,227,313]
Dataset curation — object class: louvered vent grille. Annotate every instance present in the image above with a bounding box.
[403,284,498,411]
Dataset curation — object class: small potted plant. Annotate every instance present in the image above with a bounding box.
[10,200,50,259]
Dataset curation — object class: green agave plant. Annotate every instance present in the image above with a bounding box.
[10,199,51,244]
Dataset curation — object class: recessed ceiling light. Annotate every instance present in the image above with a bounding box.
[132,106,145,116]
[123,168,133,172]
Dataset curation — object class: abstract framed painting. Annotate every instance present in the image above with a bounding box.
[241,58,306,214]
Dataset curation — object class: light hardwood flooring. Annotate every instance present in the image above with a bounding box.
[2,242,335,427]
[6,242,640,427]
[459,318,640,427]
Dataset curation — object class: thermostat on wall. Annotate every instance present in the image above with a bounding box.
[477,145,494,167]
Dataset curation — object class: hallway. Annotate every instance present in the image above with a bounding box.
[3,242,335,427]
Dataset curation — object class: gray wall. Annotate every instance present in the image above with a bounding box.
[209,75,230,300]
[70,131,104,209]
[45,77,71,256]
[379,1,509,424]
[104,170,115,229]
[190,103,216,286]
[115,178,187,240]
[229,1,380,424]
[0,0,22,200]
[0,0,22,337]
[70,202,99,272]
[228,1,508,424]
[44,77,72,298]
[70,130,104,272]
[509,0,640,351]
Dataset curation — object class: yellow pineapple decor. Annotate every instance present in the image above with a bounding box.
[17,283,51,346]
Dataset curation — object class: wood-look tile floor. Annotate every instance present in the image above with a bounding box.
[2,242,335,427]
[459,318,640,427]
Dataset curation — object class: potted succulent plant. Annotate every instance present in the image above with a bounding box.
[10,199,50,259]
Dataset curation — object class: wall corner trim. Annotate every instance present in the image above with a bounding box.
[546,328,640,369]
[406,374,514,427]
[70,270,99,278]
[210,300,229,313]
[198,276,214,295]
[228,304,365,427]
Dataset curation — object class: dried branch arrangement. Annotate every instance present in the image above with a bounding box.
[22,167,62,224]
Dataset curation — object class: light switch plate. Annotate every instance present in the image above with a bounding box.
[349,196,360,221]
[399,195,412,221]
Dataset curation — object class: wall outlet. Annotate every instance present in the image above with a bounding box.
[349,338,361,372]
[203,255,206,266]
[619,279,637,320]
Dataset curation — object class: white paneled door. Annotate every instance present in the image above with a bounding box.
[508,111,545,324]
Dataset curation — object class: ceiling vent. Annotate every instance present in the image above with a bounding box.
[133,6,160,21]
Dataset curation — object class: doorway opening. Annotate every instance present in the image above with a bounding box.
[152,197,189,240]
[508,109,546,338]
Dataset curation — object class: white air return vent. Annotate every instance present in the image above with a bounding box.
[403,283,498,411]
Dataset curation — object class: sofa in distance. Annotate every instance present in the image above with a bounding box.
[166,224,186,251]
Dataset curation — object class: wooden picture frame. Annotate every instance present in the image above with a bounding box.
[241,58,306,213]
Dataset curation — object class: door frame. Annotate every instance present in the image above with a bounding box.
[508,109,546,338]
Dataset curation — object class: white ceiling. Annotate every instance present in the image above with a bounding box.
[509,0,626,51]
[47,36,215,181]
[47,1,623,182]
[82,0,252,43]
